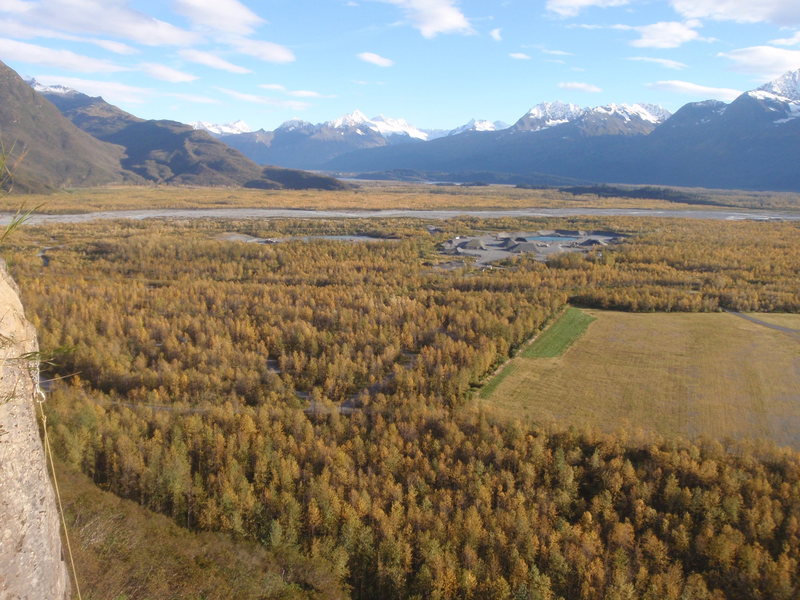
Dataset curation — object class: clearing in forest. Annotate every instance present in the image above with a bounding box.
[479,307,594,399]
[477,310,800,449]
[521,307,596,358]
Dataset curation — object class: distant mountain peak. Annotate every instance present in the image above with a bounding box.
[325,110,428,140]
[448,119,509,135]
[588,103,671,124]
[515,101,585,131]
[275,119,315,131]
[526,100,583,118]
[369,114,429,140]
[327,109,371,129]
[755,68,800,102]
[25,78,78,96]
[191,120,252,135]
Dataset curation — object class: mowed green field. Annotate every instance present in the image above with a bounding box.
[477,310,800,448]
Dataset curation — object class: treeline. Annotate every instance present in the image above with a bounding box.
[559,185,710,206]
[6,216,800,599]
[546,219,800,312]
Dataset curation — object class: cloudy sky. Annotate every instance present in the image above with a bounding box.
[1,0,800,130]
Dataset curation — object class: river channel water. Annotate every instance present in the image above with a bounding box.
[2,207,799,225]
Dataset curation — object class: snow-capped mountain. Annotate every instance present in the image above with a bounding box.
[756,68,800,102]
[327,68,800,191]
[514,101,670,133]
[514,101,584,131]
[191,120,252,135]
[370,114,430,140]
[326,110,429,140]
[745,68,800,124]
[589,103,671,124]
[448,119,509,136]
[20,64,800,191]
[26,78,75,95]
[327,109,372,130]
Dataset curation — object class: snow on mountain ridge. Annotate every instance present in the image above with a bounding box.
[516,101,670,132]
[587,103,672,124]
[191,120,252,135]
[369,114,429,140]
[745,69,800,123]
[448,119,509,135]
[757,69,800,103]
[525,101,584,121]
[327,109,372,130]
[26,78,76,95]
[276,119,314,131]
[324,111,429,140]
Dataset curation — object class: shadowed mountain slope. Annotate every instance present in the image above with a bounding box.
[0,61,131,193]
[34,79,347,190]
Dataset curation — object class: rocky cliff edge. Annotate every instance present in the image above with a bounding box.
[0,260,69,600]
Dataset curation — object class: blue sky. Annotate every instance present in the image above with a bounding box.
[2,0,800,130]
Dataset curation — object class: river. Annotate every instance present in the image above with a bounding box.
[2,207,799,225]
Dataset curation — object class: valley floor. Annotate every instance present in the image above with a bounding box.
[4,181,800,214]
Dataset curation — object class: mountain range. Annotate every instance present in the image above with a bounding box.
[194,72,800,192]
[194,111,507,170]
[0,60,345,193]
[5,57,800,193]
[192,101,672,175]
[324,71,800,191]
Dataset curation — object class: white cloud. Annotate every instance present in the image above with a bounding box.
[179,49,251,73]
[8,0,199,46]
[230,38,295,63]
[32,75,151,103]
[718,46,800,79]
[546,0,630,18]
[357,51,394,67]
[572,20,704,48]
[379,0,473,38]
[628,56,688,69]
[625,20,702,48]
[167,92,219,104]
[92,39,137,54]
[288,90,326,98]
[258,84,333,98]
[215,87,310,110]
[771,31,800,46]
[490,27,502,41]
[558,81,602,92]
[646,80,742,101]
[670,0,800,25]
[0,0,32,13]
[0,37,127,72]
[542,48,573,56]
[173,0,264,35]
[140,62,197,82]
[216,87,267,103]
[0,17,137,54]
[509,52,531,59]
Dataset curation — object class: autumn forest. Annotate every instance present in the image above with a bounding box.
[7,215,800,600]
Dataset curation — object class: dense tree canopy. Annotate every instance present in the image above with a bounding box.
[7,216,800,599]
